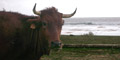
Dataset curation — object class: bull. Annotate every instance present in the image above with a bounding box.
[0,3,77,60]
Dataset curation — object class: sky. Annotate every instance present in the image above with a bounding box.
[1,0,120,17]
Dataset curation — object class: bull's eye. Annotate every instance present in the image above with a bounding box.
[42,22,47,26]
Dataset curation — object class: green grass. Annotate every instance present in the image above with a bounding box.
[41,35,120,60]
[42,48,120,60]
[61,35,120,44]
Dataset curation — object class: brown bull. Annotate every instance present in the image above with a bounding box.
[0,3,77,60]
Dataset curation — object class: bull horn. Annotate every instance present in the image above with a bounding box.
[62,8,77,18]
[33,3,41,15]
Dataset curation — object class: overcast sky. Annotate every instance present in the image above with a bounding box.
[1,0,120,17]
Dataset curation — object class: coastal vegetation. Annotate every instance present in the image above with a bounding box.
[42,35,120,60]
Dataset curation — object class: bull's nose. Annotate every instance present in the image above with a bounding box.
[51,42,62,48]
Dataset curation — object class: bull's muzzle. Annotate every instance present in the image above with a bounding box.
[51,42,63,49]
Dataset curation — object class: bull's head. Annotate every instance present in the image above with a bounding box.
[30,3,77,51]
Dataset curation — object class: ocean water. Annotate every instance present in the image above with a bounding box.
[61,17,120,36]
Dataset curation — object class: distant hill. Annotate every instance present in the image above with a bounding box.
[64,17,120,21]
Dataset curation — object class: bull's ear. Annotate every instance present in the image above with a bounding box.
[30,24,36,29]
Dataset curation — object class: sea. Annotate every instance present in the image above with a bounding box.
[61,17,120,36]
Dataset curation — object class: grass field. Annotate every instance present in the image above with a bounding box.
[41,35,120,60]
[61,35,120,44]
